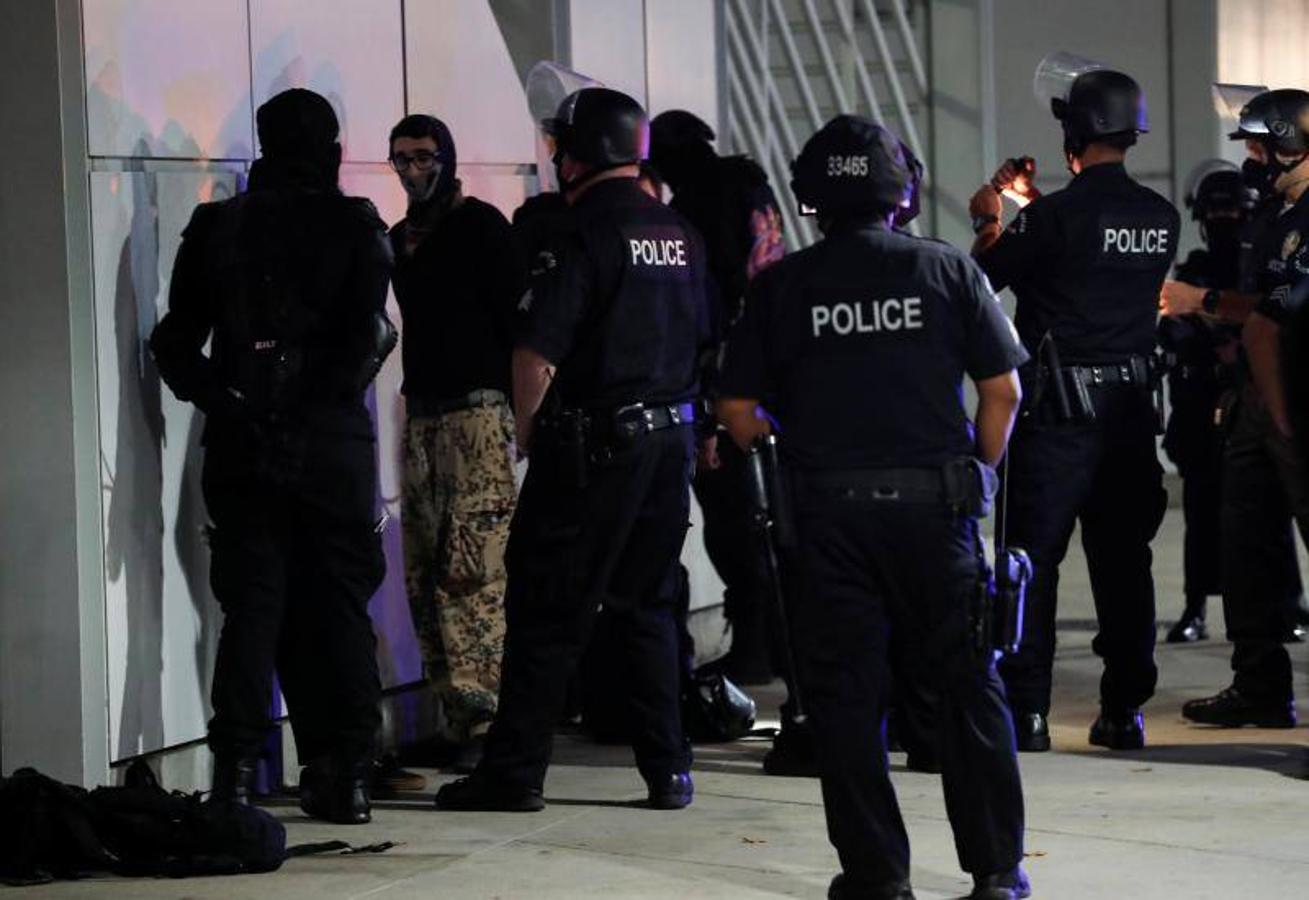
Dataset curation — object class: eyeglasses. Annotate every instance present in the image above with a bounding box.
[389,151,439,172]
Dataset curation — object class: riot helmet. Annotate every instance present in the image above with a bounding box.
[544,88,649,191]
[1182,158,1256,221]
[524,61,604,193]
[1222,87,1309,195]
[790,115,912,221]
[1034,52,1148,156]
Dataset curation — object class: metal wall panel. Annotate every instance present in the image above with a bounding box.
[404,0,537,165]
[250,0,406,163]
[570,0,649,104]
[90,170,239,759]
[83,0,253,159]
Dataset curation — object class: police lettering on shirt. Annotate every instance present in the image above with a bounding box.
[622,226,693,282]
[628,236,688,267]
[811,297,924,337]
[1101,226,1171,254]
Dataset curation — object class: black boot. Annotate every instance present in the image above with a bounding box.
[970,866,1031,899]
[1165,595,1208,643]
[434,774,545,812]
[300,758,372,825]
[763,722,821,777]
[1012,712,1050,752]
[1182,687,1297,728]
[646,772,694,810]
[210,755,258,806]
[828,873,915,899]
[1089,708,1145,750]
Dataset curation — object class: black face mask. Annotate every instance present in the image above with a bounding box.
[1242,157,1278,197]
[1242,151,1309,198]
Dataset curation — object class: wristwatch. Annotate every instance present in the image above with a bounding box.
[1201,288,1220,314]
[971,213,1000,234]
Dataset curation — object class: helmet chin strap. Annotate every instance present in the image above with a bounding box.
[1273,153,1309,197]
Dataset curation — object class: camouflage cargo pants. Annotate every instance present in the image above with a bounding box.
[402,402,517,738]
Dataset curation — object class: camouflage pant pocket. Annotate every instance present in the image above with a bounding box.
[443,504,512,591]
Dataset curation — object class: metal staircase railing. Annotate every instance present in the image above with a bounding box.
[723,0,930,247]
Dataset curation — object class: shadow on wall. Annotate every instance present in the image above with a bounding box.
[106,138,165,760]
[90,68,251,757]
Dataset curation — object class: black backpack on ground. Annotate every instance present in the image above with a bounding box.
[0,762,286,884]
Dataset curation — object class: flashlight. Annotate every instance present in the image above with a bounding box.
[992,157,1038,208]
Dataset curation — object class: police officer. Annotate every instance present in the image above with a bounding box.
[1162,88,1309,728]
[149,88,392,822]
[968,59,1179,751]
[1161,161,1258,642]
[719,115,1030,900]
[434,87,715,812]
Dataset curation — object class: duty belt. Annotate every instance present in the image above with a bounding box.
[407,389,507,418]
[599,401,697,442]
[1061,355,1155,389]
[799,458,996,516]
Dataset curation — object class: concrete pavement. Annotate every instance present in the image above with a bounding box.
[42,510,1309,899]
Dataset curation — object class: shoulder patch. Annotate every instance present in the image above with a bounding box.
[1282,229,1302,261]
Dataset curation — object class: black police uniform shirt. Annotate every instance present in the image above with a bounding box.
[718,223,1029,471]
[389,196,525,402]
[1248,188,1309,327]
[669,155,786,324]
[517,177,716,411]
[977,161,1180,364]
[1237,194,1285,292]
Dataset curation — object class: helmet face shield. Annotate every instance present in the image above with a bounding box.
[1213,82,1269,139]
[1183,157,1239,205]
[525,61,603,192]
[1034,51,1106,115]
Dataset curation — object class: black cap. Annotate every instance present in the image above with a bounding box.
[1054,69,1148,144]
[650,110,715,152]
[648,109,716,189]
[545,88,649,168]
[257,88,339,158]
[1230,88,1309,155]
[790,115,911,217]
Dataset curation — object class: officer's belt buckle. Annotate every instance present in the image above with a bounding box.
[872,486,900,501]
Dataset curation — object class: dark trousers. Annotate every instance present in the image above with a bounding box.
[1164,375,1224,601]
[480,427,695,790]
[791,484,1024,887]
[1221,384,1309,702]
[998,387,1166,717]
[203,441,384,764]
[692,435,773,674]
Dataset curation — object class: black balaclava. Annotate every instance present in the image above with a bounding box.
[392,115,458,208]
[249,88,342,191]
